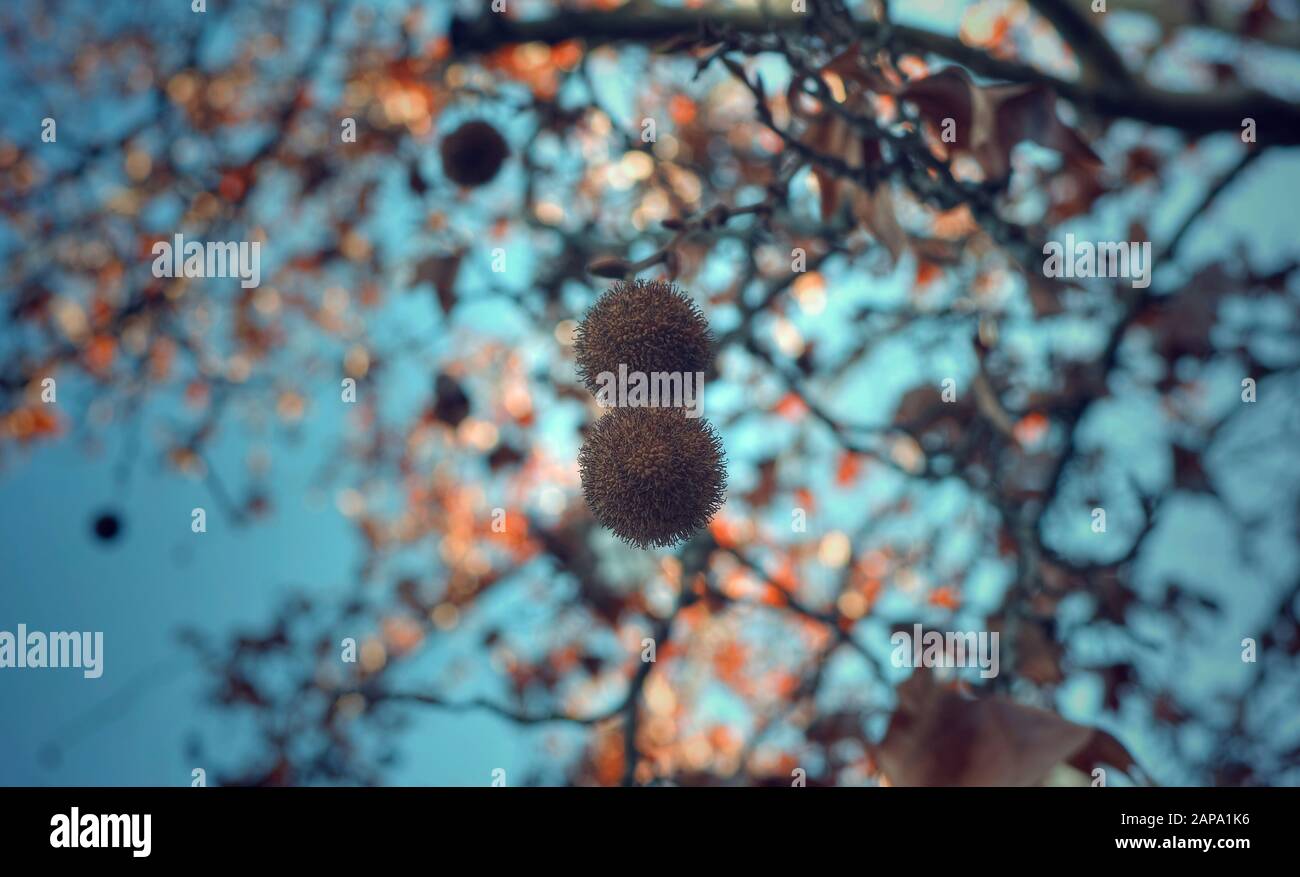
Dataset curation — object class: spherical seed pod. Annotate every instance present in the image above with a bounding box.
[439,120,509,187]
[432,373,471,427]
[91,509,123,543]
[573,279,714,394]
[579,406,727,550]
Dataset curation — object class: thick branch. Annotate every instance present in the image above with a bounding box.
[1027,0,1133,88]
[1078,0,1300,52]
[449,8,1300,144]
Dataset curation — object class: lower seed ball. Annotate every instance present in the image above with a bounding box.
[579,406,727,550]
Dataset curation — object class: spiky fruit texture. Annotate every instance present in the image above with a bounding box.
[439,120,509,187]
[579,407,727,550]
[573,280,713,394]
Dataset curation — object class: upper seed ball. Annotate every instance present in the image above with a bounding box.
[573,279,714,394]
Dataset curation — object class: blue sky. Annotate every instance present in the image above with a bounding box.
[1,0,1298,786]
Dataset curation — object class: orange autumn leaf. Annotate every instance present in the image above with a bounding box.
[4,406,61,443]
[896,55,929,79]
[1013,411,1050,447]
[794,486,816,514]
[89,295,114,327]
[835,451,863,486]
[708,516,740,549]
[31,407,60,438]
[932,204,978,239]
[770,672,801,698]
[549,644,581,673]
[963,14,1010,49]
[380,616,425,656]
[712,640,748,685]
[218,165,256,202]
[860,576,883,610]
[669,95,696,126]
[769,560,799,593]
[184,380,210,409]
[551,40,582,71]
[928,586,961,610]
[707,724,738,752]
[773,392,807,420]
[915,260,942,287]
[148,338,175,381]
[592,728,625,786]
[83,335,116,373]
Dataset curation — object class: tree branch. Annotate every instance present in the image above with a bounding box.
[449,7,1300,144]
[1027,0,1133,89]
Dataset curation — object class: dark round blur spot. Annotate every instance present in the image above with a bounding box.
[92,511,122,542]
[439,119,509,187]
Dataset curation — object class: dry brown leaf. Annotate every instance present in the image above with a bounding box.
[793,53,908,266]
[807,113,857,221]
[1025,270,1071,317]
[1014,620,1066,686]
[876,669,1136,786]
[413,250,464,315]
[971,369,1018,444]
[898,67,1100,181]
[852,182,907,264]
[820,42,899,94]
